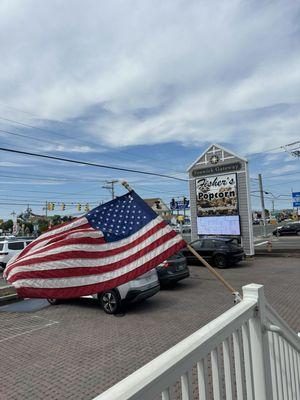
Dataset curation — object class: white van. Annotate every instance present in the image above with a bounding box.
[0,237,33,270]
[47,269,160,314]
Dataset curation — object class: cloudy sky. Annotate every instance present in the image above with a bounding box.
[0,0,299,219]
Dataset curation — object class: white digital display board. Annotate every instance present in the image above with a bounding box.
[197,215,241,235]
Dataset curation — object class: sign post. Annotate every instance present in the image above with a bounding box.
[187,144,254,256]
[292,192,300,207]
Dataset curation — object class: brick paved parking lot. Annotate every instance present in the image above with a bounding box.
[0,257,299,400]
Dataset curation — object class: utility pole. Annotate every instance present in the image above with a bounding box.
[45,201,48,218]
[258,174,267,237]
[102,180,118,200]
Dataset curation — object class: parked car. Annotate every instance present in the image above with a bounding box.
[182,237,245,268]
[156,252,190,286]
[47,269,160,314]
[0,237,33,270]
[273,223,300,236]
[182,225,191,234]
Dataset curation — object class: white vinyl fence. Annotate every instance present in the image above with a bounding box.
[94,284,300,400]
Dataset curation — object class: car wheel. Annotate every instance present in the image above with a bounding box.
[297,231,300,236]
[47,298,60,305]
[100,290,121,314]
[213,254,227,269]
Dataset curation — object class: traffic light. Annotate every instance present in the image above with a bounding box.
[61,203,66,211]
[77,203,82,212]
[84,203,90,212]
[47,202,55,211]
[155,200,161,209]
[183,196,189,209]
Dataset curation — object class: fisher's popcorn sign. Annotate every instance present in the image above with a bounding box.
[196,173,238,217]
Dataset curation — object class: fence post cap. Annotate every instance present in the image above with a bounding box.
[242,283,265,300]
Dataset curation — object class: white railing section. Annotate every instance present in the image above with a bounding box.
[94,284,300,400]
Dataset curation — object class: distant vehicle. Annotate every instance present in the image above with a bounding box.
[252,219,260,225]
[47,269,160,314]
[156,252,190,286]
[0,238,33,270]
[174,224,191,234]
[182,225,191,234]
[182,237,245,268]
[273,223,300,237]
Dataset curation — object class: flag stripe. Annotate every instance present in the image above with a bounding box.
[14,235,183,288]
[18,219,89,258]
[14,239,185,298]
[8,230,179,282]
[6,219,167,271]
[11,217,162,265]
[6,221,172,279]
[5,225,100,271]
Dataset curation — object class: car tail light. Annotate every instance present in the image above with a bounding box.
[162,261,169,268]
[0,252,8,255]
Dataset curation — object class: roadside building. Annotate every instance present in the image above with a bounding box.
[143,198,172,221]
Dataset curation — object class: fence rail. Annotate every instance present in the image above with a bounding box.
[94,284,300,400]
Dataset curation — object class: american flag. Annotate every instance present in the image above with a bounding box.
[4,191,185,299]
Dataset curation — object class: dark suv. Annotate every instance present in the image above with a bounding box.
[273,223,300,236]
[182,237,245,268]
[156,252,190,286]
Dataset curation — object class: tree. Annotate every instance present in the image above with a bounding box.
[0,219,13,232]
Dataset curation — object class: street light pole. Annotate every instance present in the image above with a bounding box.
[258,174,267,237]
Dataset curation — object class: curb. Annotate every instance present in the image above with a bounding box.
[255,252,300,258]
[0,293,21,306]
[0,284,20,306]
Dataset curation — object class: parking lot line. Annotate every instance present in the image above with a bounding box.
[0,318,59,343]
[254,241,269,247]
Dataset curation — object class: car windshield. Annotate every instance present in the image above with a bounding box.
[0,243,3,251]
[8,242,24,250]
[168,252,184,260]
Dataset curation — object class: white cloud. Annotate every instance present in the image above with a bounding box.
[0,161,26,167]
[0,0,299,152]
[43,144,95,153]
[270,163,299,175]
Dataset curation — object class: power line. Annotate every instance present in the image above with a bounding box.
[0,128,63,146]
[0,116,96,147]
[1,195,109,201]
[251,194,291,202]
[0,172,108,183]
[262,170,300,179]
[246,140,300,159]
[0,146,188,182]
[0,113,185,174]
[0,200,100,207]
[261,179,300,188]
[0,186,105,196]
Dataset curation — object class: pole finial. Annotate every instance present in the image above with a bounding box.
[121,181,133,192]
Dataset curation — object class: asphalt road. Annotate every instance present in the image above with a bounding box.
[1,257,299,400]
[254,235,300,252]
